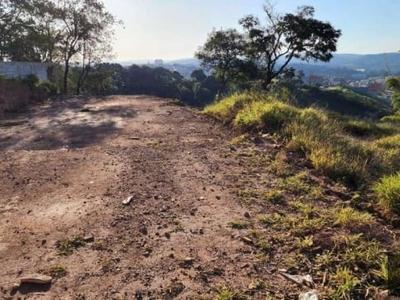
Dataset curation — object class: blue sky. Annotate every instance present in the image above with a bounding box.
[103,0,400,61]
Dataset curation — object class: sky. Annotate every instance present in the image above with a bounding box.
[102,0,400,62]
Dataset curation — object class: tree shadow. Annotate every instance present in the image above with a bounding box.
[0,96,137,151]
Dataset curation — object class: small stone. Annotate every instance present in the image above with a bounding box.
[83,236,94,243]
[244,212,251,218]
[122,196,134,205]
[140,227,148,235]
[165,232,171,239]
[241,236,253,244]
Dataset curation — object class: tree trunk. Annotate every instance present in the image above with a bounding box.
[77,65,90,95]
[63,60,69,94]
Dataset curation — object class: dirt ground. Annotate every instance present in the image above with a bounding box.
[0,96,292,299]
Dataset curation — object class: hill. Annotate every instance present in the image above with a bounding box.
[0,93,398,299]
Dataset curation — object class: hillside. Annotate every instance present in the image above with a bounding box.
[0,95,399,299]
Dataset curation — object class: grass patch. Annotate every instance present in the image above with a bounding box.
[46,264,68,278]
[204,89,400,298]
[56,235,86,256]
[373,173,400,214]
[235,100,299,132]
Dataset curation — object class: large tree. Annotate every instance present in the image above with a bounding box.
[52,0,119,94]
[196,3,341,91]
[0,0,119,94]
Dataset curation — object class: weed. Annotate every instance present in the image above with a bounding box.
[330,266,361,300]
[147,140,160,147]
[46,264,67,278]
[332,206,373,228]
[215,287,246,300]
[56,235,86,256]
[295,236,314,249]
[229,220,251,230]
[91,240,107,250]
[263,189,284,203]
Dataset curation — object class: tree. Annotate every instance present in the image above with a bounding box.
[190,69,207,82]
[196,2,341,92]
[195,28,246,95]
[386,77,400,111]
[52,0,119,94]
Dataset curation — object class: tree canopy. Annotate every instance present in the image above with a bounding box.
[0,0,120,94]
[196,3,341,92]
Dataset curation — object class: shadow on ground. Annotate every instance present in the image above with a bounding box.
[0,96,138,151]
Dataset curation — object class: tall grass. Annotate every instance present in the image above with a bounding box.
[374,173,400,214]
[204,91,400,195]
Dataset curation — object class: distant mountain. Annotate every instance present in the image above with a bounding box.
[117,53,400,74]
[304,53,400,72]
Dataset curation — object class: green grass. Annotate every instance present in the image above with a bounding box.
[373,173,400,214]
[204,89,400,298]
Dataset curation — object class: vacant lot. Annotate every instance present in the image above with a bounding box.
[0,96,280,299]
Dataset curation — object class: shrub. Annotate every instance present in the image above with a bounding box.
[22,73,40,91]
[374,173,400,214]
[0,77,30,114]
[39,81,59,96]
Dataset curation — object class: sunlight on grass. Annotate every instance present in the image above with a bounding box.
[374,173,400,214]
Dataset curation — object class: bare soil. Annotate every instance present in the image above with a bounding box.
[0,96,290,299]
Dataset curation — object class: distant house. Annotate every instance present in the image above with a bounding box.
[0,61,50,81]
[368,81,384,94]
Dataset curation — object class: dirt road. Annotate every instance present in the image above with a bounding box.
[0,96,276,299]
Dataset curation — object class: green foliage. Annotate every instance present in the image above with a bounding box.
[196,4,341,91]
[39,80,59,96]
[374,173,400,214]
[386,77,400,110]
[22,73,40,90]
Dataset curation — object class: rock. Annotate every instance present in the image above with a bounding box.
[165,232,171,239]
[244,212,251,218]
[299,290,318,300]
[241,236,253,244]
[122,196,134,205]
[20,274,52,285]
[83,235,94,243]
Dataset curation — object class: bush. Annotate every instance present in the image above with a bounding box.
[39,81,59,96]
[22,73,40,91]
[0,77,30,114]
[374,173,400,214]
